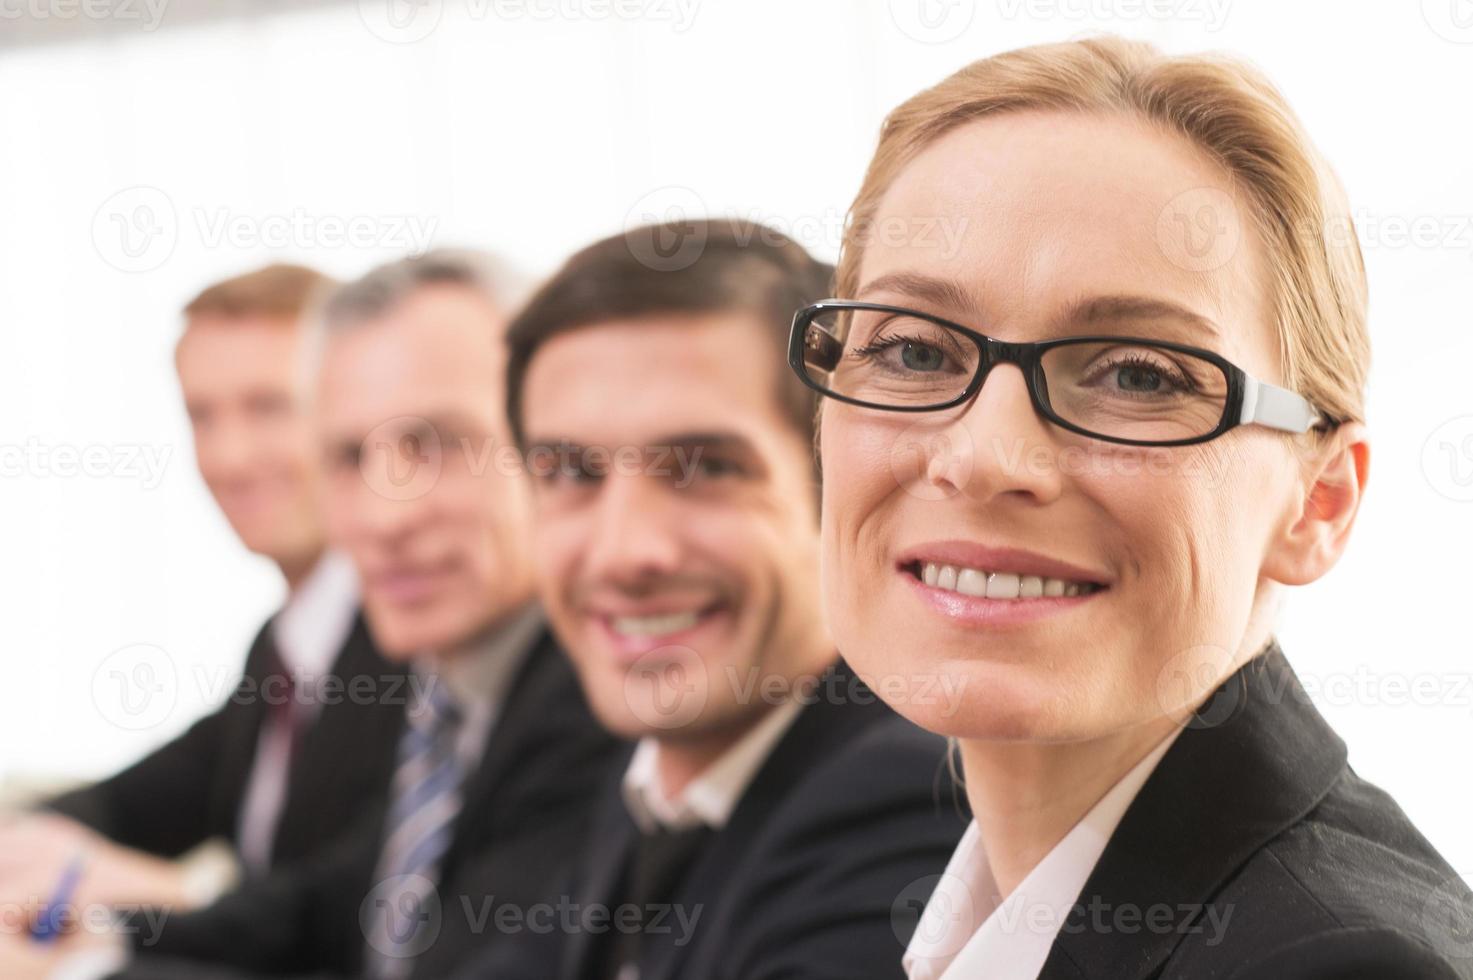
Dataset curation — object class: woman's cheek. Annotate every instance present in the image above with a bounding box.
[821,435,900,587]
[819,438,888,650]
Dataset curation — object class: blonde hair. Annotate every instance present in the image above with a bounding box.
[837,35,1368,430]
[183,263,336,324]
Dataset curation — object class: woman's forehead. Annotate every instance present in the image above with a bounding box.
[857,111,1275,366]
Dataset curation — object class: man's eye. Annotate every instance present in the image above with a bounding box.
[693,456,742,479]
[536,461,601,486]
[329,446,361,472]
[247,394,292,418]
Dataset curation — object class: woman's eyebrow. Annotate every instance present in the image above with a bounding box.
[1062,294,1223,342]
[854,271,978,313]
[854,276,1225,344]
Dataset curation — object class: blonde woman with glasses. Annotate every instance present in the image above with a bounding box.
[792,36,1473,980]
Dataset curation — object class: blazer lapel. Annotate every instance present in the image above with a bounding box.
[272,612,408,864]
[212,619,277,840]
[286,612,407,772]
[440,628,598,872]
[1038,641,1348,980]
[640,658,887,980]
[561,765,641,980]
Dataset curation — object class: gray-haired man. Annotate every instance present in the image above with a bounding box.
[7,252,622,980]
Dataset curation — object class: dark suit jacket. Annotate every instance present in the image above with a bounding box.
[1037,640,1473,980]
[49,613,407,871]
[465,658,969,980]
[113,627,624,980]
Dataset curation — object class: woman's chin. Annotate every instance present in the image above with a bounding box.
[853,652,1103,742]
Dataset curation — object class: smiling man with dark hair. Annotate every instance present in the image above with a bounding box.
[468,220,968,980]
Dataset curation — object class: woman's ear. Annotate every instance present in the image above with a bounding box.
[1262,422,1370,587]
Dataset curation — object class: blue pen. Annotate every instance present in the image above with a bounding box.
[30,855,85,944]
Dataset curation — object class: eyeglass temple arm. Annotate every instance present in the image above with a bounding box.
[1239,375,1323,433]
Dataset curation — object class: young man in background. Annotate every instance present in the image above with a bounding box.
[468,221,967,980]
[1,265,407,915]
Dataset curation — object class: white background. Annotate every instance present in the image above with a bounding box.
[2,0,1471,871]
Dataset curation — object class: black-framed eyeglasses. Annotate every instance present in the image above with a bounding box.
[787,300,1333,448]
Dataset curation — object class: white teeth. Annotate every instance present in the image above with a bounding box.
[610,610,701,637]
[987,572,1020,599]
[956,568,988,597]
[917,562,1097,601]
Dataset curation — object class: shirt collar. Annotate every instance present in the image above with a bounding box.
[621,696,804,834]
[904,725,1184,980]
[270,550,359,677]
[411,600,547,768]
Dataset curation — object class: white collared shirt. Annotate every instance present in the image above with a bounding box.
[904,728,1183,980]
[236,550,361,875]
[621,697,804,833]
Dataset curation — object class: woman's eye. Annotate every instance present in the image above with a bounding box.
[899,342,947,372]
[852,335,958,374]
[1094,356,1189,396]
[1115,362,1166,392]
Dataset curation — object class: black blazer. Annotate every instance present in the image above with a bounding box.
[466,658,969,980]
[49,612,407,871]
[1038,641,1473,979]
[112,627,624,980]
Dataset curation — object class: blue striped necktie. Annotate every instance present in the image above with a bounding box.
[362,676,465,980]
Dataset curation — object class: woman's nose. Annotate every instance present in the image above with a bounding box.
[916,362,1066,505]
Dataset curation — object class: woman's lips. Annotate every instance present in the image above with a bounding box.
[899,561,1107,628]
[894,540,1112,587]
